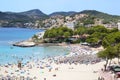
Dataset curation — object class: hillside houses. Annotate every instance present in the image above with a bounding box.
[0,9,120,29]
[37,14,89,29]
[0,10,119,29]
[35,13,119,30]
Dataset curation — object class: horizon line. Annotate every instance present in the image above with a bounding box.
[0,9,119,16]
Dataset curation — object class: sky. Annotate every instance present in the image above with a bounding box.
[0,0,120,15]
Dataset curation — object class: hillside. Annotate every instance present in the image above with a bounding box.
[0,9,48,27]
[20,9,48,19]
[0,9,120,28]
[0,9,48,21]
[50,10,120,23]
[79,10,120,23]
[0,11,30,21]
[49,11,77,17]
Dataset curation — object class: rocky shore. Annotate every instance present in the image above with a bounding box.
[13,40,36,47]
[13,31,45,47]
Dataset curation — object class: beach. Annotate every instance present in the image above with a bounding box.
[0,61,104,80]
[0,44,105,80]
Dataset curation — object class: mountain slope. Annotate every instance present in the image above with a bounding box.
[20,9,48,19]
[0,9,120,28]
[0,11,30,21]
[78,10,120,22]
[0,9,48,21]
[49,11,77,17]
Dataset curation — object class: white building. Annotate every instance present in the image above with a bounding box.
[64,21,75,30]
[117,21,120,30]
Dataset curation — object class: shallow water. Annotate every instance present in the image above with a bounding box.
[0,28,70,64]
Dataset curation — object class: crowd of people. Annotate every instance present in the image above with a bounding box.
[0,44,103,80]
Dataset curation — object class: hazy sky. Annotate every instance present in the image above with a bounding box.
[0,0,120,15]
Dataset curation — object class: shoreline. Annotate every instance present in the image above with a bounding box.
[0,44,104,80]
[0,60,105,80]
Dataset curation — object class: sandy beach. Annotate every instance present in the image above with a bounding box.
[0,44,104,80]
[0,61,105,80]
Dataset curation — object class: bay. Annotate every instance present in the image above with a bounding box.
[0,28,69,64]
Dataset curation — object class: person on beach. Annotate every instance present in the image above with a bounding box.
[44,78,46,80]
[18,61,22,69]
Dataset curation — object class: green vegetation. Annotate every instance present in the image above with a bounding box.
[80,10,120,23]
[97,46,117,70]
[37,24,120,69]
[43,26,73,43]
[44,26,73,38]
[43,25,119,45]
[96,29,120,70]
[86,25,108,46]
[97,43,120,71]
[80,16,95,25]
[43,25,120,68]
[74,26,87,35]
[102,31,120,48]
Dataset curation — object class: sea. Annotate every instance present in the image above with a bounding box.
[0,27,70,65]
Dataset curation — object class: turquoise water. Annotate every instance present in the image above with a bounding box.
[0,28,69,64]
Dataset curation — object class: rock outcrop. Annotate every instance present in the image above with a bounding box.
[13,40,36,47]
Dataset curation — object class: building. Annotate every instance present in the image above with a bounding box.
[117,21,120,30]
